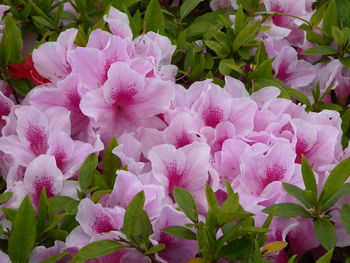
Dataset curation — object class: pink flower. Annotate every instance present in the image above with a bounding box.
[150,205,198,263]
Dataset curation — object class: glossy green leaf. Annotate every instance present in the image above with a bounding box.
[286,88,311,106]
[313,219,336,250]
[144,0,164,34]
[173,187,198,223]
[180,0,204,19]
[0,15,22,65]
[0,192,13,204]
[262,203,312,218]
[322,0,338,35]
[302,46,337,55]
[145,244,166,255]
[163,226,197,240]
[70,240,124,263]
[78,154,98,193]
[122,191,145,238]
[340,204,350,236]
[232,21,260,51]
[40,252,69,263]
[301,155,318,196]
[8,196,36,263]
[282,183,313,208]
[320,157,350,204]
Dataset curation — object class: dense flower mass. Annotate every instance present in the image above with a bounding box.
[0,1,350,263]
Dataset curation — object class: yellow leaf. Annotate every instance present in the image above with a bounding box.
[186,258,205,263]
[261,241,288,255]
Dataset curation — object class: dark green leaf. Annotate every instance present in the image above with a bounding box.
[234,6,247,34]
[70,240,124,263]
[37,188,48,234]
[302,46,337,55]
[122,191,145,238]
[322,183,350,210]
[2,207,17,221]
[145,244,166,255]
[132,210,152,247]
[322,0,338,35]
[9,79,33,96]
[144,0,164,34]
[340,57,350,69]
[310,3,326,26]
[232,21,260,51]
[8,196,36,263]
[39,252,69,263]
[282,183,313,208]
[320,157,350,204]
[103,137,119,187]
[32,15,53,29]
[173,187,198,223]
[218,194,239,226]
[0,192,13,204]
[313,219,336,250]
[301,155,318,196]
[48,196,79,215]
[163,226,197,240]
[180,0,204,19]
[78,154,98,192]
[340,204,350,236]
[286,88,311,106]
[0,15,23,65]
[262,203,312,218]
[254,59,273,79]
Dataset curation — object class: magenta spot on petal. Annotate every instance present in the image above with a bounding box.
[92,214,116,234]
[296,137,309,163]
[53,147,66,169]
[32,176,55,205]
[159,232,175,247]
[262,163,287,187]
[276,59,291,82]
[64,89,81,109]
[112,84,138,106]
[165,161,184,197]
[26,125,48,156]
[175,132,193,148]
[201,105,223,128]
[0,100,11,117]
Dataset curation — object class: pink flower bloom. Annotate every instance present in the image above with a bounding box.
[80,62,174,142]
[33,29,77,82]
[103,7,132,40]
[150,205,198,263]
[148,142,210,210]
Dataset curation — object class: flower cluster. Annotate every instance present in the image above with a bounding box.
[0,3,350,263]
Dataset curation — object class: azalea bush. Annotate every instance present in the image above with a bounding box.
[0,0,350,262]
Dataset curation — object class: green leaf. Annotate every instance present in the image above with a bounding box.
[310,3,327,26]
[173,187,198,223]
[0,15,22,65]
[70,240,124,263]
[91,190,112,203]
[32,15,53,29]
[232,21,260,51]
[122,191,145,238]
[322,183,350,210]
[340,204,350,236]
[282,183,313,208]
[302,46,337,55]
[286,88,311,106]
[316,249,334,263]
[340,57,350,69]
[180,0,204,19]
[234,6,247,34]
[145,244,166,255]
[254,59,273,79]
[320,157,350,204]
[9,79,33,96]
[205,184,220,212]
[322,0,338,35]
[78,154,98,193]
[2,207,17,221]
[262,203,312,218]
[332,26,346,48]
[144,0,164,34]
[204,40,228,58]
[301,155,318,196]
[287,255,298,263]
[132,210,152,247]
[313,219,336,250]
[47,196,79,215]
[130,9,142,37]
[37,188,48,234]
[8,196,36,263]
[218,194,239,226]
[0,192,13,204]
[163,226,197,240]
[39,252,69,263]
